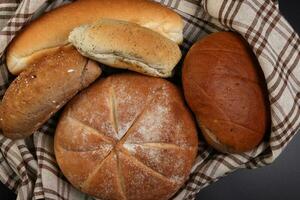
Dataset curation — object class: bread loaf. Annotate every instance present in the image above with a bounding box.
[0,45,101,139]
[69,19,182,77]
[54,73,198,200]
[182,32,269,153]
[6,0,183,75]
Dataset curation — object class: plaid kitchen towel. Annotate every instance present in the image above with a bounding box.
[0,0,299,199]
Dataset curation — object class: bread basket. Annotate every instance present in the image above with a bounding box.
[0,0,299,199]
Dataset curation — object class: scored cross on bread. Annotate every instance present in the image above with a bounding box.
[54,73,198,200]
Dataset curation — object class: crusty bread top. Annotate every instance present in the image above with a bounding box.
[54,73,198,200]
[7,0,183,75]
[69,19,181,77]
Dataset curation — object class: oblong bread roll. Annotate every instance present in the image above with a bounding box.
[6,0,183,75]
[0,45,101,139]
[69,19,182,77]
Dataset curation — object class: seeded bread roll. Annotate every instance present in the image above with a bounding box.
[0,46,101,139]
[6,0,183,75]
[54,73,198,200]
[69,19,182,77]
[182,32,270,153]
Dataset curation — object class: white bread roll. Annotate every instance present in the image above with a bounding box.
[6,0,183,75]
[0,46,101,139]
[69,19,182,77]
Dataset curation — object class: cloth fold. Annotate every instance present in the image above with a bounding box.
[0,0,299,199]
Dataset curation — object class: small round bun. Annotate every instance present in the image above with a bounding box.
[182,32,269,153]
[54,73,198,200]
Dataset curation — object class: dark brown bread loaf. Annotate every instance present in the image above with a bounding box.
[54,73,198,200]
[182,32,269,153]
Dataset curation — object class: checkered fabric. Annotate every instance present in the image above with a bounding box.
[0,0,299,199]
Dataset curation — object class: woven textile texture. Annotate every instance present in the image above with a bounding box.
[0,0,299,199]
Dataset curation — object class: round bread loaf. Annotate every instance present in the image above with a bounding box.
[182,32,269,153]
[54,73,198,200]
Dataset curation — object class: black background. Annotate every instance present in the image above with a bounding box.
[0,0,299,199]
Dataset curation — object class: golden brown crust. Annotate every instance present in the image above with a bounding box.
[182,32,269,153]
[7,0,183,75]
[81,152,126,200]
[0,46,101,139]
[54,73,198,200]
